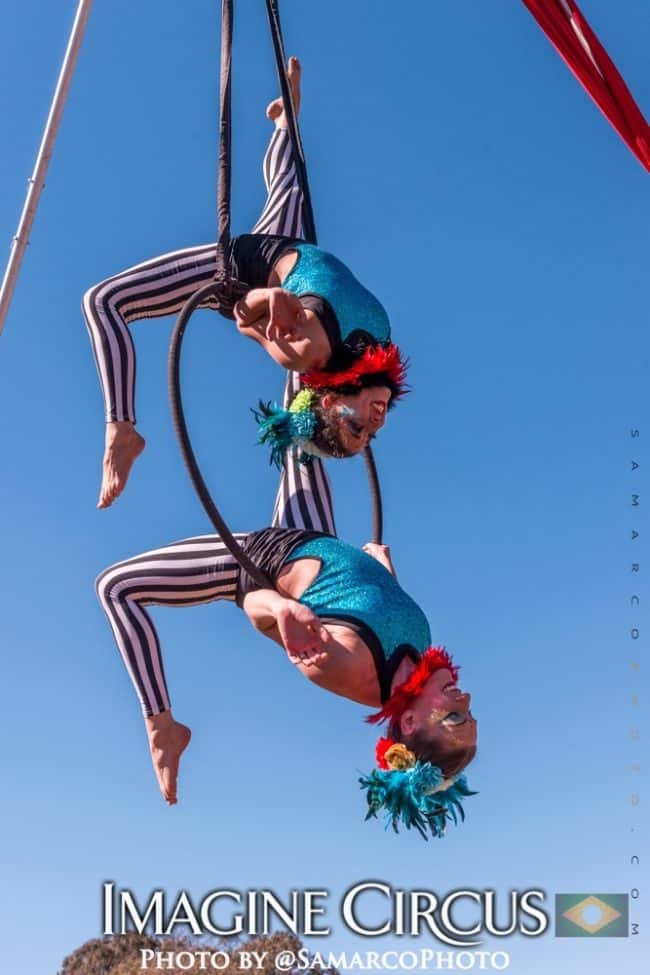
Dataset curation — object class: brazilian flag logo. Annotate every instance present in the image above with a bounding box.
[555,894,628,937]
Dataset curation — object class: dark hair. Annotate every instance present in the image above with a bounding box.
[293,376,397,459]
[318,377,401,409]
[389,724,477,779]
[325,331,381,372]
[308,393,356,458]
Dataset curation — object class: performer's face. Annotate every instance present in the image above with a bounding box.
[400,669,478,775]
[322,386,392,454]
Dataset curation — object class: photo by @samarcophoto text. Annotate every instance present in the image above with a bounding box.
[137,947,512,971]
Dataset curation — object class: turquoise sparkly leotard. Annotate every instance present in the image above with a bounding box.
[230,234,391,362]
[280,243,390,346]
[284,535,431,701]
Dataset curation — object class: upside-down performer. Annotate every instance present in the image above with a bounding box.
[96,515,477,838]
[92,61,476,840]
[83,58,407,509]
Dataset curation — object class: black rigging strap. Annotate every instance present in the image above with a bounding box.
[264,0,317,246]
[169,0,384,591]
[262,0,383,545]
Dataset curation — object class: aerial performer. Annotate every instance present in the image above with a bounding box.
[83,58,407,510]
[93,64,475,839]
[95,481,477,839]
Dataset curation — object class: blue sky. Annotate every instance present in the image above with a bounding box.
[0,1,648,973]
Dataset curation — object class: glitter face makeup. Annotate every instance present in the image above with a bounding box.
[409,670,477,749]
[331,388,391,452]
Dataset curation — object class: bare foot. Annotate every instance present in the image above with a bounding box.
[98,421,145,508]
[266,56,301,128]
[145,712,192,805]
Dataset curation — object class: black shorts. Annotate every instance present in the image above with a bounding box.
[235,527,329,606]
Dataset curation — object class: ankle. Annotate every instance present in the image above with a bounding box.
[146,710,175,736]
[106,420,136,439]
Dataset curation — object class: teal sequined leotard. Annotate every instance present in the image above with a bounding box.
[281,243,390,345]
[285,535,431,701]
[230,234,391,363]
[237,529,431,701]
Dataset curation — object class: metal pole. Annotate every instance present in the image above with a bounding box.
[0,0,93,335]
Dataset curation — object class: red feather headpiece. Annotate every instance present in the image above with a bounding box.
[301,343,409,400]
[366,647,459,727]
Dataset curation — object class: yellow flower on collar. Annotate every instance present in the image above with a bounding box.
[384,743,416,771]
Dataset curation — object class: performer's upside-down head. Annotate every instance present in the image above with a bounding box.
[361,647,477,840]
[255,343,409,464]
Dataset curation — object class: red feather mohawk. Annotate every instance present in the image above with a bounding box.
[366,647,459,727]
[301,343,409,402]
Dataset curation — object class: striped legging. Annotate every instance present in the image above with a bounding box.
[83,127,335,535]
[96,129,336,717]
[96,532,249,716]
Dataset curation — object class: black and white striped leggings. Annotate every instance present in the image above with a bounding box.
[96,532,250,716]
[83,127,334,535]
[95,130,336,717]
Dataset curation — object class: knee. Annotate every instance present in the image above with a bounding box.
[95,564,121,607]
[82,281,109,325]
[95,568,110,606]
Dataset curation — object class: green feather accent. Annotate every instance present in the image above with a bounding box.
[289,388,316,413]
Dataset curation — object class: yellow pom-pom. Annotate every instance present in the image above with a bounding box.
[384,743,416,771]
[289,388,316,414]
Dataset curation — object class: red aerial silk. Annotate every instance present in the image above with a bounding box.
[521,0,650,171]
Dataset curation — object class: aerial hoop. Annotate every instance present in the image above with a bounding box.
[169,0,384,583]
[169,279,383,580]
[168,280,271,589]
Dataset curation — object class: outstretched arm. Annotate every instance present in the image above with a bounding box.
[243,589,330,666]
